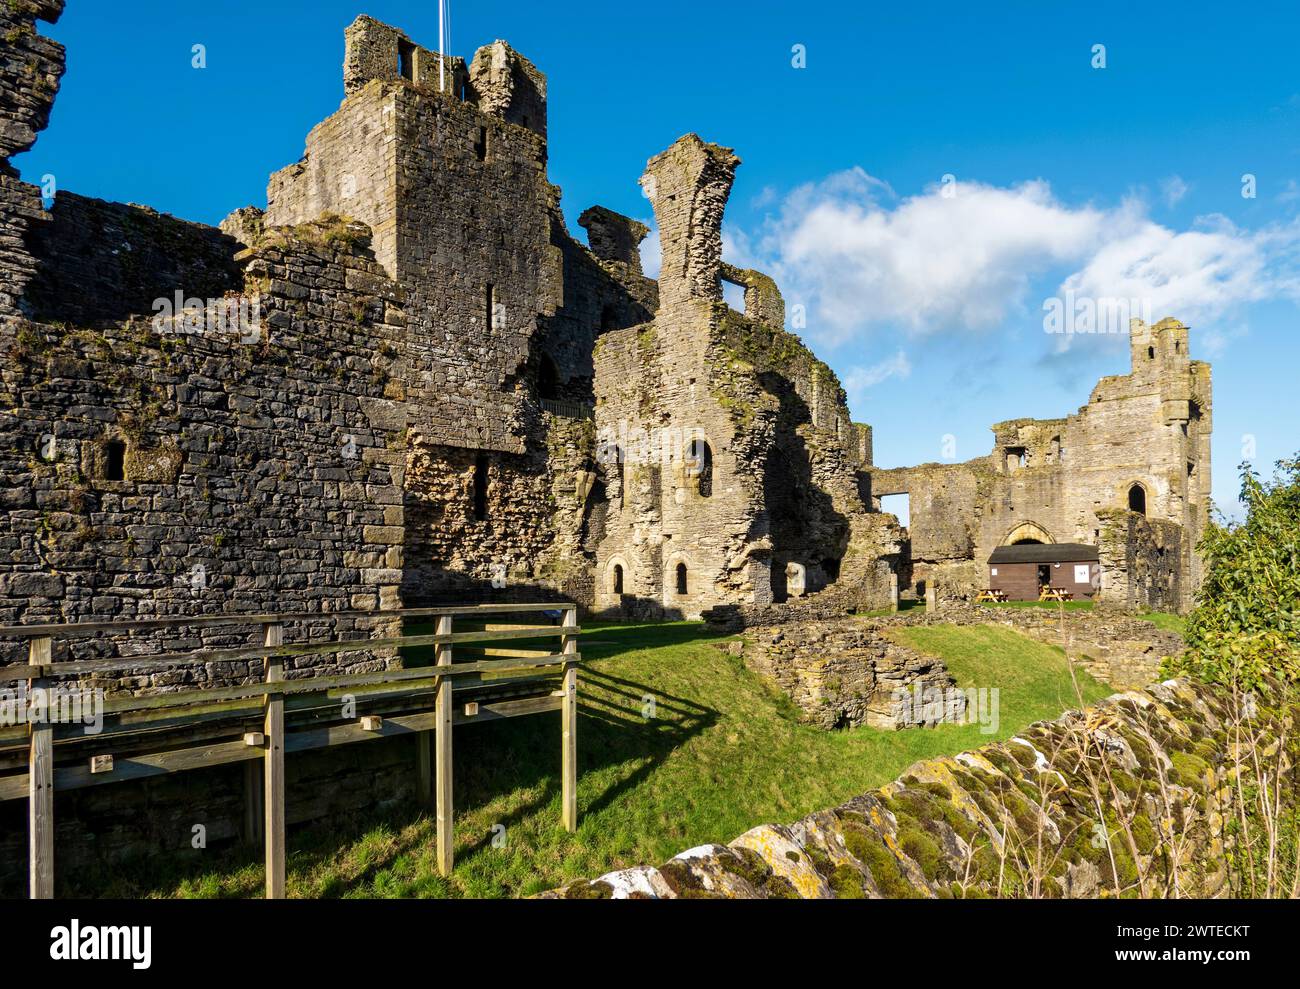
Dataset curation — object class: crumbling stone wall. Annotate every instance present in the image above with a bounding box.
[1098,509,1183,613]
[0,0,63,164]
[735,619,965,729]
[547,677,1286,898]
[0,0,63,319]
[400,413,596,605]
[23,193,243,326]
[873,318,1211,612]
[0,218,410,683]
[343,14,466,99]
[591,134,899,620]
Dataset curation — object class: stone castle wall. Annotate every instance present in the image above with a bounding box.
[0,219,410,680]
[872,318,1211,612]
[23,193,243,326]
[0,0,63,320]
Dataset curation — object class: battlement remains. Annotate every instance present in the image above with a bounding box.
[578,206,650,273]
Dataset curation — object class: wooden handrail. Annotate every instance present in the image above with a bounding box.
[0,624,579,682]
[0,602,572,639]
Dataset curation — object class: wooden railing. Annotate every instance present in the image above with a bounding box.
[0,602,581,899]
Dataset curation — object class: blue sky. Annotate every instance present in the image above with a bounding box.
[14,0,1300,519]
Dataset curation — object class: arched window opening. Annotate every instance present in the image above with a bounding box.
[473,455,489,521]
[1012,538,1044,545]
[1128,483,1146,515]
[538,355,560,401]
[675,563,688,596]
[688,439,712,498]
[105,440,126,481]
[612,563,624,595]
[1147,346,1156,360]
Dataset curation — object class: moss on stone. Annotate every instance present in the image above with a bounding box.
[897,825,947,882]
[829,864,867,898]
[842,827,922,898]
[1170,750,1213,792]
[562,880,613,899]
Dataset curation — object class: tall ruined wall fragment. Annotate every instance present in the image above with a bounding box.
[643,134,739,309]
[0,0,64,319]
[0,0,64,163]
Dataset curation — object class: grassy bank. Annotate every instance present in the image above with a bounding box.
[91,621,1110,898]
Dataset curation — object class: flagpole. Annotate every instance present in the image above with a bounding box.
[438,0,446,92]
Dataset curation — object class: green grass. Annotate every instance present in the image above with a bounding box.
[86,621,1111,899]
[857,599,924,618]
[1137,611,1187,635]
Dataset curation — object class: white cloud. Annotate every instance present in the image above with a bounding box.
[638,220,661,279]
[843,350,911,405]
[750,169,1300,346]
[1160,175,1191,207]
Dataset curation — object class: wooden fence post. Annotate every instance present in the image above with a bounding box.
[242,761,263,847]
[434,614,454,876]
[28,635,53,899]
[262,622,285,899]
[560,607,578,833]
[416,732,432,808]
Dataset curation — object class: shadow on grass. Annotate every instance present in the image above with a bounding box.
[52,621,725,898]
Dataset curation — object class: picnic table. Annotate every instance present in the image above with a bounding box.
[1038,587,1073,602]
[975,589,1008,603]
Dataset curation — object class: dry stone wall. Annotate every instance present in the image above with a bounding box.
[546,677,1291,898]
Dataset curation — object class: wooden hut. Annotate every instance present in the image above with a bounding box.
[987,543,1099,601]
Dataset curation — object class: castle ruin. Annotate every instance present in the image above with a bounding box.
[871,316,1211,613]
[0,5,1209,646]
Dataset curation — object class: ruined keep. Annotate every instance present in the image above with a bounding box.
[0,8,903,643]
[871,317,1211,613]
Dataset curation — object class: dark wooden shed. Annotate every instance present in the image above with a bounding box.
[987,543,1099,601]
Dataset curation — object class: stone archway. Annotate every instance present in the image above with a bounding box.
[1001,521,1055,546]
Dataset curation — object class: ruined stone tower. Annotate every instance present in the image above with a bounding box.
[871,316,1212,612]
[590,136,901,619]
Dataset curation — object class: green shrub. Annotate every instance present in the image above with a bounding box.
[1163,456,1300,689]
